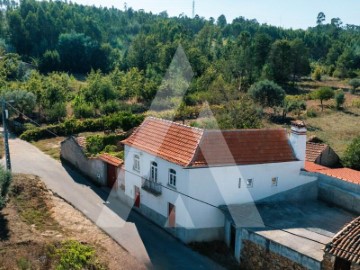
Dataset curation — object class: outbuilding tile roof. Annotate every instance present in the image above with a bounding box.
[325,216,360,264]
[99,153,123,167]
[122,117,297,167]
[306,142,328,162]
[305,161,360,185]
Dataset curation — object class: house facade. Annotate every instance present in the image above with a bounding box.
[121,117,317,243]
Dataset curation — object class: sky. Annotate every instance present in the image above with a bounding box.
[70,0,360,29]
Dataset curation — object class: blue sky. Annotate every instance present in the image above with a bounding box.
[71,0,360,29]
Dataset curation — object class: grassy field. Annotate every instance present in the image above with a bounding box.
[31,137,66,160]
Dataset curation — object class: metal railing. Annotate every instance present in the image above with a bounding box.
[142,178,162,196]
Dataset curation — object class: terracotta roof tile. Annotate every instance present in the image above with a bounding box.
[99,154,123,167]
[304,161,329,172]
[121,117,204,166]
[122,117,297,167]
[325,216,360,264]
[189,129,297,167]
[305,161,360,185]
[306,142,328,162]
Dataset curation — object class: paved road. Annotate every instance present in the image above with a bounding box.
[3,137,224,270]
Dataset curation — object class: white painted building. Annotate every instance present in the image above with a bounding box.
[120,117,317,243]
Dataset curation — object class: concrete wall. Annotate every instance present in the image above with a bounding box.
[318,174,360,214]
[237,229,321,270]
[315,146,339,168]
[61,137,107,186]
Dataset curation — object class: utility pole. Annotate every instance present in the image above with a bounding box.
[2,99,11,171]
[192,0,195,18]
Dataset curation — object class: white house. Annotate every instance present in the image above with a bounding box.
[120,117,317,243]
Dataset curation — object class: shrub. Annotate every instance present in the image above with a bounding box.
[46,102,67,122]
[334,90,345,110]
[52,240,104,270]
[348,78,360,92]
[19,112,144,141]
[306,108,318,118]
[312,66,322,81]
[73,103,95,119]
[0,165,12,209]
[248,80,286,109]
[100,100,120,115]
[342,136,360,170]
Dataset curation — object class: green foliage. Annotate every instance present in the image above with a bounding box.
[352,98,360,108]
[0,165,12,210]
[46,102,67,123]
[312,66,322,81]
[17,258,32,270]
[283,96,307,118]
[349,78,360,91]
[2,89,36,116]
[20,112,143,141]
[306,108,318,118]
[342,136,360,170]
[216,96,262,129]
[334,90,345,109]
[40,50,60,73]
[86,135,104,155]
[312,87,334,111]
[52,240,104,270]
[86,133,125,155]
[73,102,95,119]
[248,80,286,108]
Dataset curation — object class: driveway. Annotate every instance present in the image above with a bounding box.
[3,137,224,270]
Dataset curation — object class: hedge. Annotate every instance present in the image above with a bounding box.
[19,112,144,141]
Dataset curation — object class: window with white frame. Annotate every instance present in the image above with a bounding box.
[169,169,176,187]
[133,155,140,172]
[150,161,158,182]
[272,177,278,187]
[246,179,253,188]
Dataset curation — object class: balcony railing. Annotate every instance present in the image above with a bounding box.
[142,178,162,196]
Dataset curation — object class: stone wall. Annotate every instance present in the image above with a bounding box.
[322,253,360,270]
[240,240,307,270]
[60,137,107,186]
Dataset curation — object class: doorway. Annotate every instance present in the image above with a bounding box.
[230,224,236,252]
[134,186,140,208]
[107,164,117,188]
[168,203,176,227]
[334,257,351,270]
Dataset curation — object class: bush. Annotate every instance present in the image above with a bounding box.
[312,66,322,81]
[73,103,95,119]
[334,90,345,110]
[306,108,318,118]
[348,78,360,92]
[0,165,12,209]
[46,102,67,122]
[52,240,104,270]
[342,136,360,170]
[19,112,144,141]
[248,80,285,109]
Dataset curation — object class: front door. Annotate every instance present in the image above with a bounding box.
[107,164,117,188]
[134,186,140,208]
[168,203,176,227]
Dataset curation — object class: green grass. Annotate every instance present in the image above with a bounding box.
[32,137,65,160]
[10,175,61,231]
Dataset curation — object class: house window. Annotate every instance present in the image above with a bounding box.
[133,155,140,172]
[169,169,176,187]
[246,179,253,188]
[238,178,241,188]
[150,162,158,182]
[272,177,278,187]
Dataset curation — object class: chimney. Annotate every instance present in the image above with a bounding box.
[289,120,307,167]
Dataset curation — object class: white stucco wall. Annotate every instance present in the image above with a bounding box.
[123,145,317,230]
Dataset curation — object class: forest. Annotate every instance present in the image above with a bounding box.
[0,0,360,168]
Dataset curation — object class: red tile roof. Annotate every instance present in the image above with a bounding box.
[305,161,360,185]
[325,216,360,264]
[304,161,329,172]
[190,129,296,167]
[121,117,204,167]
[122,117,297,167]
[306,142,328,162]
[99,154,123,167]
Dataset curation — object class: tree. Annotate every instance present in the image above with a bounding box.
[267,40,292,83]
[313,87,334,111]
[342,136,360,170]
[3,90,36,117]
[216,96,262,129]
[289,39,310,84]
[216,15,227,28]
[316,12,326,25]
[282,96,307,119]
[349,78,360,93]
[334,90,345,110]
[248,80,286,109]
